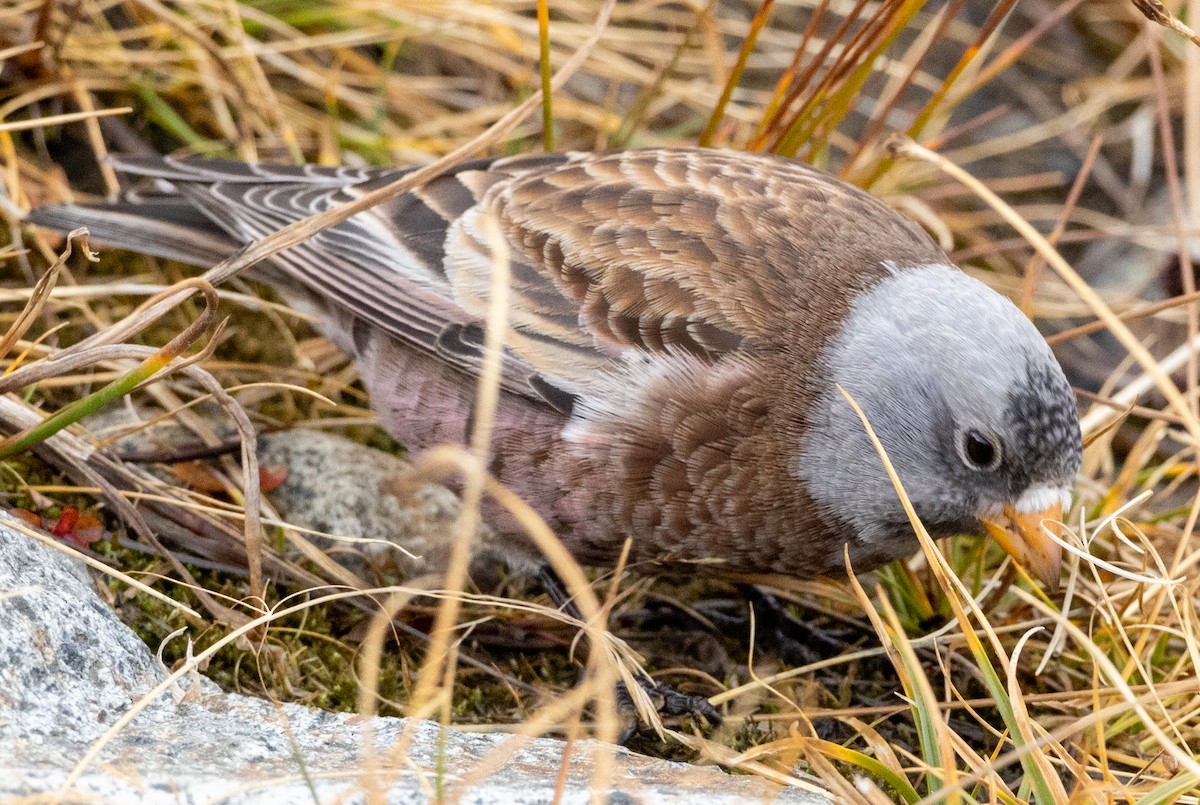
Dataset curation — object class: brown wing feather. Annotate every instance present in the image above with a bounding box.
[33,149,946,411]
[472,150,946,372]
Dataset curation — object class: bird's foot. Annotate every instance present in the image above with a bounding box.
[615,676,722,744]
[537,565,722,743]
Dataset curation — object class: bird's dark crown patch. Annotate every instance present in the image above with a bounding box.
[1005,362,1082,486]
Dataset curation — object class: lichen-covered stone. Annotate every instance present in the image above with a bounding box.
[0,515,826,804]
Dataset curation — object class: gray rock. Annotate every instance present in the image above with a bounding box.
[0,511,177,753]
[258,429,492,581]
[0,514,826,804]
[82,407,513,583]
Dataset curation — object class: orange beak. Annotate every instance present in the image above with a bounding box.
[980,497,1064,592]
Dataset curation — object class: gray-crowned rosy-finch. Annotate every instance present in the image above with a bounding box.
[31,148,1081,592]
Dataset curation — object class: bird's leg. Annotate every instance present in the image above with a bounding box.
[631,585,859,667]
[536,563,584,617]
[734,584,854,667]
[536,564,722,743]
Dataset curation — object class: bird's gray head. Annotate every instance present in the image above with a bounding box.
[796,263,1082,586]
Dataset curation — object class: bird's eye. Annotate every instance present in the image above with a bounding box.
[961,429,1001,471]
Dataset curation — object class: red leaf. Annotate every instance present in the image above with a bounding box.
[259,464,289,492]
[51,506,80,537]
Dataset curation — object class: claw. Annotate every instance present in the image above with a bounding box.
[614,678,721,743]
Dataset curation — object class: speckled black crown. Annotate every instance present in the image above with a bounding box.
[1005,362,1083,491]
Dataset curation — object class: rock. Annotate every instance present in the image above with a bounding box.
[82,407,511,584]
[0,514,827,803]
[258,429,496,582]
[0,511,179,753]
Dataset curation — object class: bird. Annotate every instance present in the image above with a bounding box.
[29,148,1081,595]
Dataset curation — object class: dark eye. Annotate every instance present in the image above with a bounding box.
[962,430,1001,470]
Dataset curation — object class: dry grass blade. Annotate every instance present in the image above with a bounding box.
[1046,287,1200,345]
[406,213,520,775]
[1018,135,1103,315]
[845,566,958,801]
[0,106,131,133]
[1131,0,1200,47]
[536,0,554,151]
[699,0,775,147]
[0,228,80,360]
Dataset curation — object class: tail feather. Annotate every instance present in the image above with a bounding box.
[27,202,239,267]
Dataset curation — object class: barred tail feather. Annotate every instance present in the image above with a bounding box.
[27,203,239,267]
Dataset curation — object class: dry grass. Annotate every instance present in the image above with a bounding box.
[2,0,1199,802]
